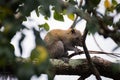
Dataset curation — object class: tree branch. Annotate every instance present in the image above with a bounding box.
[50,56,120,80]
[0,53,119,80]
[82,27,102,80]
[68,50,120,58]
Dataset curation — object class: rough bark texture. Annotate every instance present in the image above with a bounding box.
[0,54,119,80]
[50,56,120,80]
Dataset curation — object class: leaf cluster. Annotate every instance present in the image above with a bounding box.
[0,0,51,80]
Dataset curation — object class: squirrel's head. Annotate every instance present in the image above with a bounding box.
[67,28,82,46]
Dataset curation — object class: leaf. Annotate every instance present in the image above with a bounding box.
[0,42,15,66]
[39,6,51,17]
[86,16,99,34]
[86,22,98,34]
[17,63,34,80]
[53,11,64,21]
[68,0,78,5]
[30,46,48,65]
[44,16,48,20]
[112,0,118,6]
[43,23,50,31]
[84,0,100,11]
[103,15,113,25]
[67,13,74,21]
[91,0,100,7]
[116,4,120,13]
[38,23,50,31]
[104,0,111,8]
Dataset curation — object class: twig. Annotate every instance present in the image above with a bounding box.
[70,15,78,28]
[82,27,102,80]
[68,50,120,58]
[70,0,83,28]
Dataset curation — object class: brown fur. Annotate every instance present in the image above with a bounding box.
[44,28,82,59]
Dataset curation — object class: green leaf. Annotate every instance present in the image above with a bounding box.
[103,15,113,25]
[39,6,51,17]
[91,0,100,7]
[30,46,48,65]
[54,11,64,21]
[84,0,100,11]
[86,22,97,34]
[67,13,74,21]
[68,0,78,5]
[44,23,50,31]
[44,16,48,20]
[86,16,99,34]
[17,63,34,80]
[112,63,120,73]
[0,43,15,66]
[116,4,120,13]
[38,23,50,31]
[112,0,118,6]
[116,19,120,27]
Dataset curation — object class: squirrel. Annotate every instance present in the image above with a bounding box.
[44,28,82,60]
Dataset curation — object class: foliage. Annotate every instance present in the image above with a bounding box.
[0,0,120,80]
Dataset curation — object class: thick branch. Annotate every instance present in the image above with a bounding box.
[50,56,120,80]
[0,53,119,80]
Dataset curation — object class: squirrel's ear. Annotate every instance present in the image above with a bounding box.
[71,28,75,34]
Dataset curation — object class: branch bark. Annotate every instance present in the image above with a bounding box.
[0,52,119,80]
[50,56,120,80]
